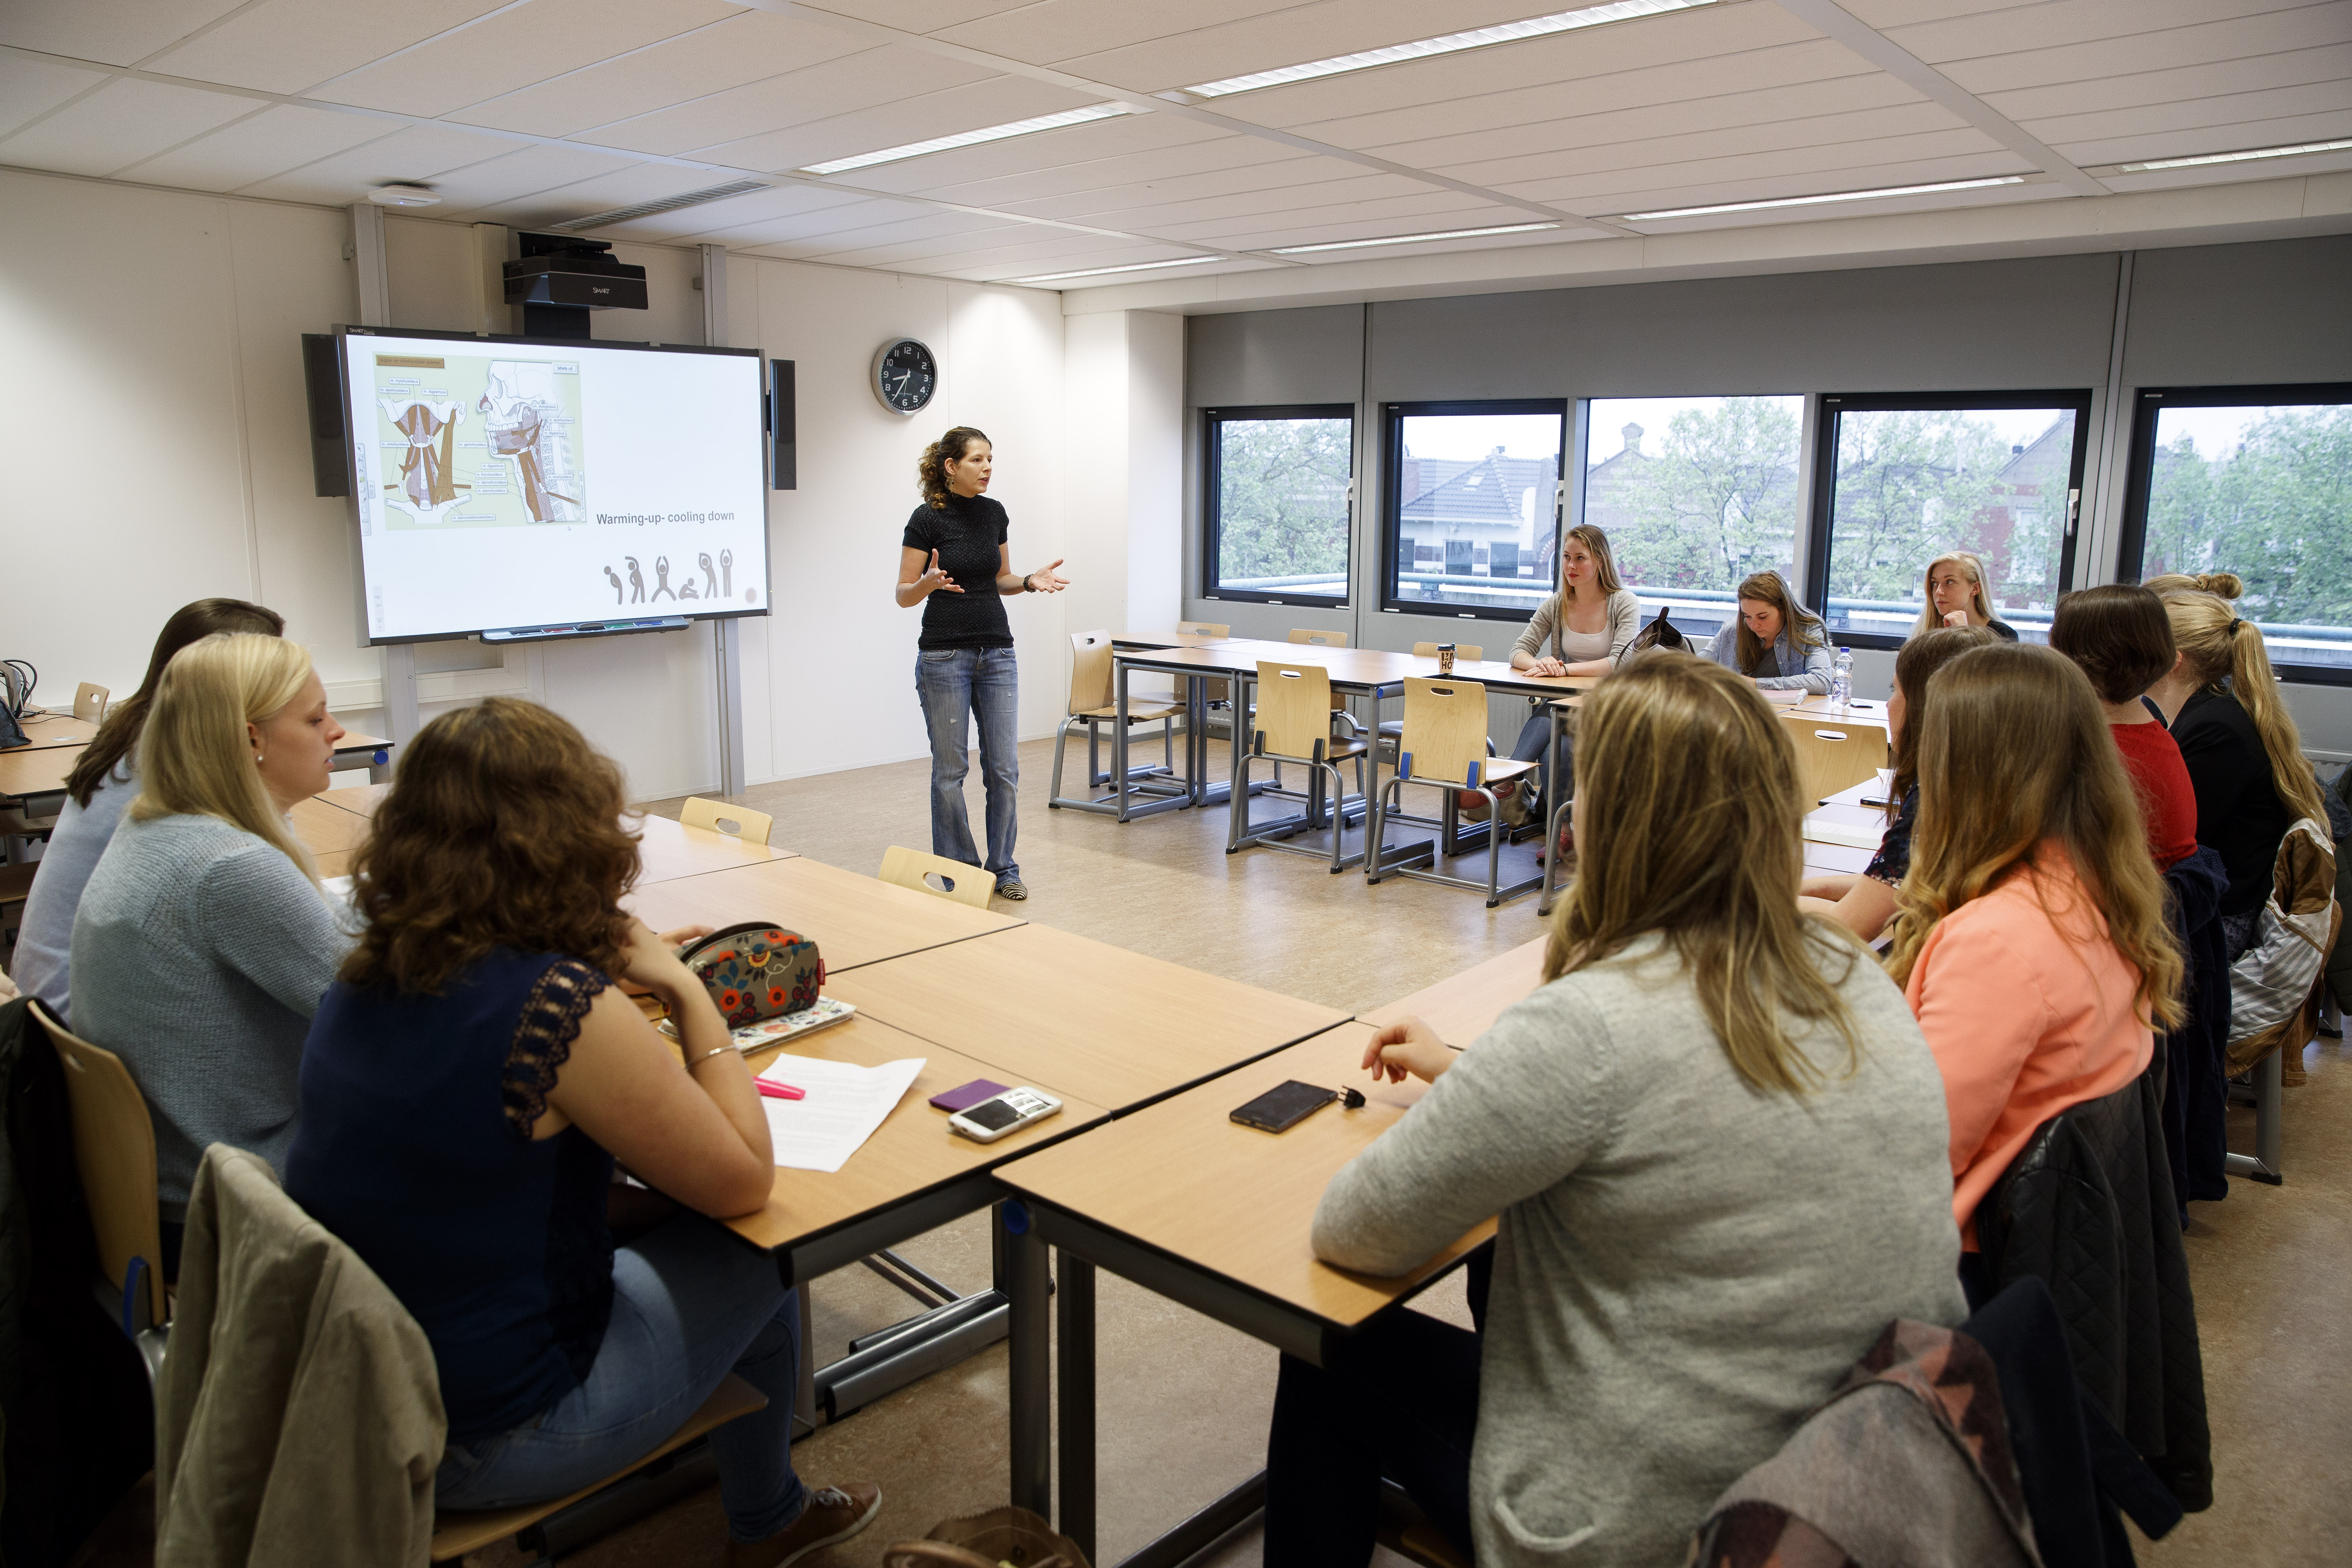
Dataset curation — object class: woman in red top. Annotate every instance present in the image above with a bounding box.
[2049,584,2197,870]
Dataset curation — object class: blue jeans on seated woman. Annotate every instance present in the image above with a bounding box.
[915,646,1021,885]
[432,1212,807,1544]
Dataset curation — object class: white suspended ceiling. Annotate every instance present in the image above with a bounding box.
[1,0,2346,303]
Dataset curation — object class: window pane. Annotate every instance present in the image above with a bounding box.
[1393,412,1561,612]
[2142,401,2352,671]
[1821,406,2078,643]
[1586,396,1803,644]
[1211,415,1351,598]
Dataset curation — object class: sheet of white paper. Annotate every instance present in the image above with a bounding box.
[757,1056,926,1174]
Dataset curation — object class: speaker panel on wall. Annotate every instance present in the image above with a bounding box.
[301,332,350,497]
[769,358,796,490]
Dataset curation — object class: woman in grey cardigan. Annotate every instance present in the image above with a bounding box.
[73,633,352,1257]
[1505,523,1641,769]
[1702,569,1833,694]
[1263,658,1965,1568]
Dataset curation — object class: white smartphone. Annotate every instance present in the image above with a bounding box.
[948,1087,1062,1143]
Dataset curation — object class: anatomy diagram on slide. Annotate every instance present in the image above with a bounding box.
[371,352,585,529]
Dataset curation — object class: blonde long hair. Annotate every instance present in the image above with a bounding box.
[1560,522,1624,602]
[2161,588,2327,822]
[1883,644,2184,1030]
[2141,570,2238,599]
[130,633,319,882]
[1546,657,1862,1096]
[1910,550,1998,637]
[1732,569,1826,673]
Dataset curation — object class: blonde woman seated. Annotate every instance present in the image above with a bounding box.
[71,633,351,1264]
[1265,658,1963,1567]
[1505,523,1642,770]
[1800,625,1994,941]
[1701,570,1831,693]
[1885,643,2182,1251]
[1913,551,2018,642]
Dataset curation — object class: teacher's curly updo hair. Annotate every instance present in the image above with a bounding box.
[917,427,990,510]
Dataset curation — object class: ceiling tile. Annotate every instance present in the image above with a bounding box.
[1432,115,1995,192]
[931,0,1325,65]
[1160,192,1508,246]
[1885,0,2327,64]
[114,101,394,189]
[1627,176,2068,231]
[2022,77,2352,147]
[1502,147,2030,211]
[313,0,740,119]
[0,52,110,137]
[686,73,1102,172]
[989,150,1371,221]
[583,44,988,156]
[487,161,746,228]
[1060,170,1448,231]
[828,109,1225,196]
[1936,2,2352,96]
[0,76,256,176]
[588,181,870,242]
[0,0,247,67]
[903,133,1300,211]
[2058,106,2352,167]
[1838,1,2012,24]
[453,11,870,139]
[810,0,1030,30]
[234,119,526,201]
[406,142,642,217]
[142,0,512,94]
[1981,42,2352,124]
[686,194,942,249]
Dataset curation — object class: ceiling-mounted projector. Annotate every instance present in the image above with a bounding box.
[368,181,440,207]
[503,233,649,311]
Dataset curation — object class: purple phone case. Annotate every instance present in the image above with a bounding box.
[930,1078,1011,1113]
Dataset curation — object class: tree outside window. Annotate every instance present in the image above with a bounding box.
[1208,413,1351,598]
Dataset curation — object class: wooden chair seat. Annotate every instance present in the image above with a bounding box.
[1476,756,1536,784]
[429,1373,768,1561]
[1072,702,1182,722]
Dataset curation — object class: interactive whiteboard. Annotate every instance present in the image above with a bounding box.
[337,327,768,644]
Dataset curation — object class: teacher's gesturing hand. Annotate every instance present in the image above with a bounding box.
[1022,559,1069,595]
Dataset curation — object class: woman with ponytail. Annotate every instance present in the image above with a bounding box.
[895,427,1067,901]
[2149,577,2328,956]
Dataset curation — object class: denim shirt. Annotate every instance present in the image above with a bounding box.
[1702,623,1832,693]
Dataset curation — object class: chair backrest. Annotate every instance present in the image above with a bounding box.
[1067,629,1116,715]
[1177,621,1229,638]
[1287,628,1346,648]
[74,682,110,723]
[1778,714,1887,808]
[679,796,773,845]
[1253,662,1340,760]
[879,845,996,909]
[1397,678,1493,786]
[1411,641,1484,662]
[35,1003,165,1330]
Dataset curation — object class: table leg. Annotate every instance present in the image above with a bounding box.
[1056,1252,1096,1559]
[1003,1201,1052,1518]
[1114,659,1133,822]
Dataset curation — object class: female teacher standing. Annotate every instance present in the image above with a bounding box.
[897,426,1067,902]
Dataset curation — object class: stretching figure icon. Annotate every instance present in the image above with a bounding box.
[624,557,645,603]
[603,565,623,605]
[720,549,734,598]
[650,556,677,601]
[699,552,719,597]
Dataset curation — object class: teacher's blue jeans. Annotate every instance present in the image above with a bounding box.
[432,1214,807,1544]
[915,646,1021,884]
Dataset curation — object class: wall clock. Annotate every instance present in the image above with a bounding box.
[872,337,937,415]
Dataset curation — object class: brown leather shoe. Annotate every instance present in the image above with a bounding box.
[725,1483,883,1568]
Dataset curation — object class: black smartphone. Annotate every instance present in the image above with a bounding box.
[1230,1080,1337,1134]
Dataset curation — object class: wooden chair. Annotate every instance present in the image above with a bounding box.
[680,796,773,845]
[73,682,110,723]
[1049,630,1182,815]
[1377,643,1484,758]
[430,1374,768,1562]
[0,859,36,944]
[1226,661,1371,874]
[1286,628,1346,648]
[878,844,997,910]
[1368,678,1542,907]
[34,1002,170,1381]
[1778,714,1887,809]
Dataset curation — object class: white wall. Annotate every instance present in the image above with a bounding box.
[0,168,1084,802]
[1062,311,1185,647]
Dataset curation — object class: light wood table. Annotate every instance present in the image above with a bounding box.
[625,856,1021,972]
[633,815,790,883]
[1111,631,1236,651]
[289,795,368,854]
[827,922,1349,1114]
[316,782,387,817]
[10,713,99,750]
[0,746,75,807]
[996,1021,1491,1558]
[1362,935,1547,1045]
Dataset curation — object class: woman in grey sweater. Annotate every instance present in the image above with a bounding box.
[73,633,352,1243]
[14,597,283,1022]
[1265,658,1965,1568]
[1700,569,1832,694]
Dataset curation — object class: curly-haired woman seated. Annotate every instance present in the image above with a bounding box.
[286,698,878,1567]
[1265,658,1965,1567]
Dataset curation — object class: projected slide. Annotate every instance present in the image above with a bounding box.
[344,331,767,642]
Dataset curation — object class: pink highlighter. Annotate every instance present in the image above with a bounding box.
[756,1080,805,1101]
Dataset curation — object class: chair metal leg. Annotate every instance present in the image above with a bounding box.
[2225,1045,2286,1184]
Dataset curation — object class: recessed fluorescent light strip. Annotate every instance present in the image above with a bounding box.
[801,102,1130,175]
[1008,256,1223,285]
[555,179,770,231]
[1619,175,2023,221]
[1182,0,1716,99]
[1272,221,1559,254]
[2118,137,2352,173]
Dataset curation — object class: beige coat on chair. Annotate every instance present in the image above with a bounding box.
[157,1145,446,1568]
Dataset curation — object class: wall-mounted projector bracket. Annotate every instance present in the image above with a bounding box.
[504,232,648,339]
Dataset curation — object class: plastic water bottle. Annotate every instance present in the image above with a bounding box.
[1830,647,1853,708]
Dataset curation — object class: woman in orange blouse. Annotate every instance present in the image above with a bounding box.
[1883,643,2184,1243]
